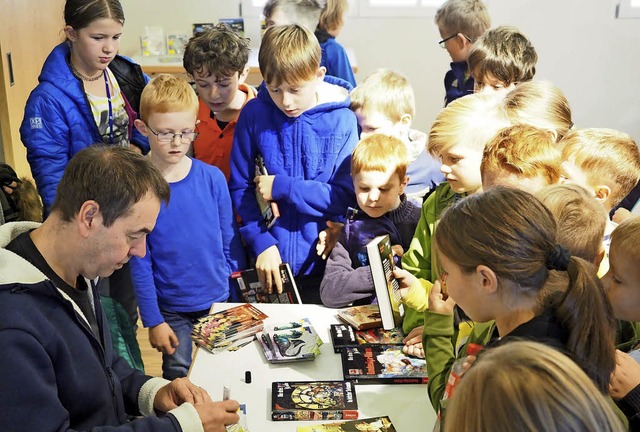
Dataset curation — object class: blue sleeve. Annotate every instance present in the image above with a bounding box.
[214,170,247,273]
[325,42,356,87]
[130,245,164,328]
[20,90,72,214]
[229,106,279,257]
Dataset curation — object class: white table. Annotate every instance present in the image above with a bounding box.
[188,303,436,431]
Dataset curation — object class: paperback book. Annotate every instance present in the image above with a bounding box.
[341,345,428,385]
[191,303,268,353]
[257,318,323,363]
[337,304,382,330]
[232,263,301,304]
[296,416,397,431]
[330,324,404,353]
[367,235,404,330]
[255,154,280,228]
[272,381,358,421]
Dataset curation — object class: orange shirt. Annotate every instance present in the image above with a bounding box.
[193,83,257,181]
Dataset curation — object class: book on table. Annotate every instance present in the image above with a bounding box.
[257,318,323,363]
[232,263,301,304]
[296,416,397,431]
[191,303,268,353]
[330,323,404,353]
[366,234,404,330]
[341,345,428,385]
[272,380,359,421]
[336,304,383,330]
[255,153,280,228]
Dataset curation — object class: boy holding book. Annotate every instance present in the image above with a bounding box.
[230,24,358,304]
[131,74,246,380]
[319,134,421,308]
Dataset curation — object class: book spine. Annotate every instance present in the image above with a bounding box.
[271,409,359,421]
[346,376,429,385]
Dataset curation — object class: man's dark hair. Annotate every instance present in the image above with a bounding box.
[51,145,170,226]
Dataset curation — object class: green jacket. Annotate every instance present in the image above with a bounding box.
[401,182,460,334]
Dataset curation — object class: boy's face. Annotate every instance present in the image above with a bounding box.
[353,167,408,218]
[355,109,410,140]
[439,144,484,194]
[266,70,324,118]
[193,69,248,114]
[602,245,640,321]
[136,111,198,166]
[438,26,472,63]
[472,71,515,94]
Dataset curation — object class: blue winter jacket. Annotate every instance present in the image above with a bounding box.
[20,43,149,213]
[315,30,357,87]
[230,76,358,279]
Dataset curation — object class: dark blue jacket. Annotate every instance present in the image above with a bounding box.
[444,61,474,106]
[230,76,358,279]
[20,43,149,213]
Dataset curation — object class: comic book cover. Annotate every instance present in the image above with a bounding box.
[272,381,358,421]
[330,324,404,353]
[296,416,396,431]
[232,263,301,304]
[191,304,267,352]
[341,346,428,384]
[257,318,323,363]
[337,304,382,330]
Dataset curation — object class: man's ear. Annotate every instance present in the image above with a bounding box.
[134,119,149,137]
[594,184,611,203]
[238,66,250,85]
[476,264,499,295]
[64,26,77,42]
[77,200,101,237]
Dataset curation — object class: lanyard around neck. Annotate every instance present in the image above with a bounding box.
[103,70,114,144]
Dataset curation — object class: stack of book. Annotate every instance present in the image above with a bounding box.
[232,263,301,304]
[341,345,428,385]
[272,380,358,421]
[257,318,323,363]
[191,303,268,353]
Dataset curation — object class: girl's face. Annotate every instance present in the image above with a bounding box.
[66,18,123,74]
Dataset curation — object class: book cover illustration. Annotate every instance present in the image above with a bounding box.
[258,318,323,363]
[330,324,404,353]
[341,346,428,385]
[296,416,396,432]
[272,381,358,421]
[337,304,382,330]
[255,154,280,228]
[232,263,301,304]
[366,235,404,330]
[191,303,268,352]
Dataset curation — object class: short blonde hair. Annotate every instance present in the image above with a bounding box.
[537,184,608,264]
[428,92,509,157]
[481,124,561,187]
[434,0,491,41]
[139,74,198,121]
[445,341,625,432]
[351,134,409,180]
[259,24,321,87]
[350,69,415,122]
[611,216,640,265]
[318,0,347,33]
[560,128,640,208]
[504,81,573,141]
[263,0,325,31]
[469,25,538,87]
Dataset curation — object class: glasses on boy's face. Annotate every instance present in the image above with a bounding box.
[438,33,472,48]
[144,122,199,144]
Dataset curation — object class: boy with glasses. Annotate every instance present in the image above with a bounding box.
[132,74,246,380]
[434,0,491,105]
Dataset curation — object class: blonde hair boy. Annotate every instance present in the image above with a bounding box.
[560,128,640,212]
[138,74,198,122]
[435,0,491,44]
[469,25,538,93]
[263,0,325,31]
[351,133,409,180]
[503,80,573,141]
[481,124,561,193]
[537,184,607,265]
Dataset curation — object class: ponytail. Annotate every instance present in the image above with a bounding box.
[555,256,616,393]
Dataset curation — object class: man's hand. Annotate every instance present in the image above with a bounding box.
[256,245,283,294]
[154,377,213,412]
[149,322,179,355]
[428,279,455,315]
[610,350,640,400]
[195,400,241,432]
[254,175,275,201]
[402,326,424,358]
[316,221,343,259]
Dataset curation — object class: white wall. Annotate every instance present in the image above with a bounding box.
[119,0,640,140]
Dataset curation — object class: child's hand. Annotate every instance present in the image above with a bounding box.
[316,221,344,259]
[393,267,417,301]
[149,322,179,355]
[428,279,456,315]
[256,245,283,294]
[254,175,275,201]
[610,349,640,400]
[402,326,425,358]
[612,208,634,224]
[391,244,405,258]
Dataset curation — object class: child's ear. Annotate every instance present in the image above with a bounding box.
[64,26,77,42]
[316,66,327,81]
[399,175,410,195]
[594,185,611,203]
[134,119,149,137]
[400,113,412,127]
[476,265,499,295]
[238,66,250,85]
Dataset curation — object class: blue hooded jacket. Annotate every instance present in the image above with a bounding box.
[20,43,149,213]
[230,75,358,280]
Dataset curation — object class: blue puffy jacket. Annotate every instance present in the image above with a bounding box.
[20,43,149,213]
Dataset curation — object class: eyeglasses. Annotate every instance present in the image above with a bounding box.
[438,33,472,48]
[144,122,199,144]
